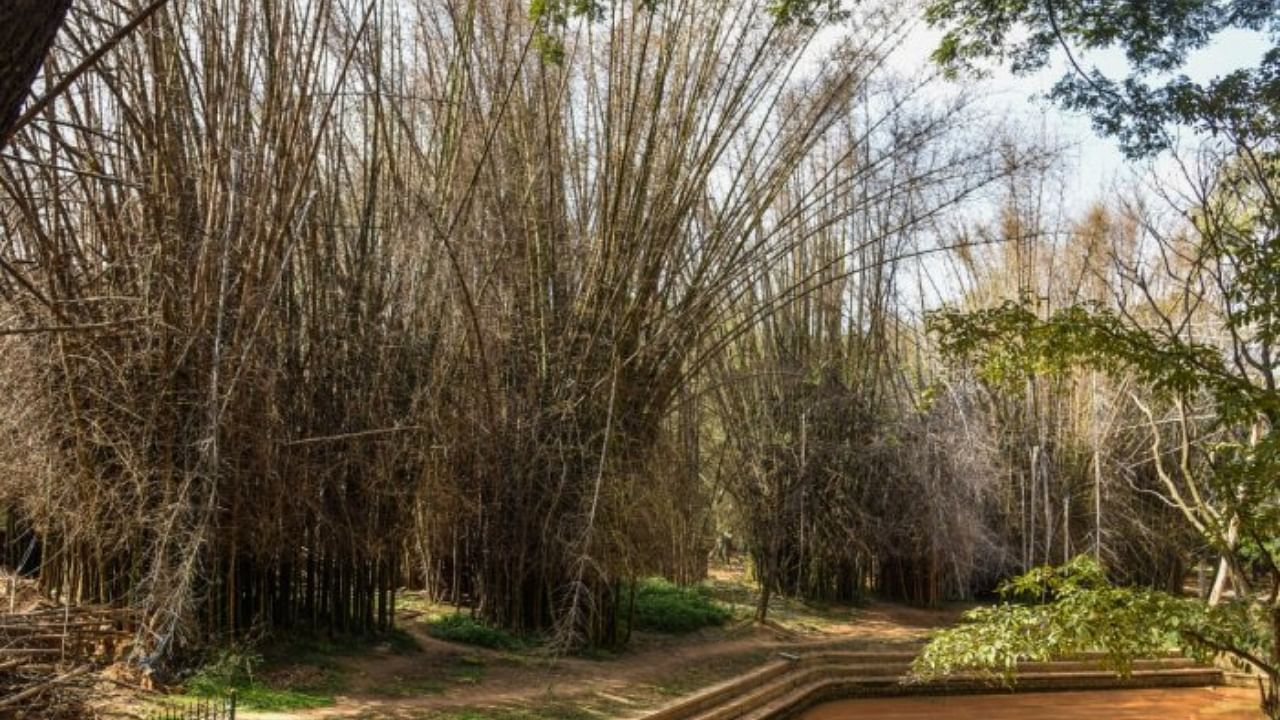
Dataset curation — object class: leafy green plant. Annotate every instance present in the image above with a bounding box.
[184,646,341,711]
[185,647,263,694]
[912,556,1272,687]
[630,578,732,634]
[428,614,524,650]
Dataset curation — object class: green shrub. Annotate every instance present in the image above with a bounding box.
[630,577,731,633]
[260,627,421,665]
[184,646,339,711]
[428,614,522,650]
[185,647,262,695]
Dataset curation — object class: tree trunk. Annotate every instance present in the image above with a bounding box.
[1265,603,1280,719]
[0,0,72,148]
[1209,514,1252,605]
[755,581,771,624]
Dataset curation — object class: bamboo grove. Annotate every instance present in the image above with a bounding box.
[0,0,1235,664]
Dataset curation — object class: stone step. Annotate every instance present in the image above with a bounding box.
[733,667,1226,720]
[1014,657,1202,673]
[642,650,926,720]
[642,660,795,720]
[658,658,1221,720]
[687,661,919,720]
[775,655,1197,676]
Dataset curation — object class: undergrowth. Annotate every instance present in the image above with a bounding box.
[427,614,524,650]
[183,646,340,711]
[630,577,731,633]
[181,630,418,711]
[266,626,422,661]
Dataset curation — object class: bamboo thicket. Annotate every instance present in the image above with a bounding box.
[0,0,1020,657]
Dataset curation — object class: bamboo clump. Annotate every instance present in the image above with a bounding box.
[0,0,1032,659]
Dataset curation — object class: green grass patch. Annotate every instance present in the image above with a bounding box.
[214,683,336,711]
[183,647,342,711]
[178,628,423,712]
[262,627,421,663]
[427,614,523,650]
[630,577,731,633]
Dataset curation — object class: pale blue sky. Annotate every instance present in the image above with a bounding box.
[879,14,1273,308]
[940,25,1274,211]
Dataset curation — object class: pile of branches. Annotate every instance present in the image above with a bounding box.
[0,660,94,718]
[0,603,135,717]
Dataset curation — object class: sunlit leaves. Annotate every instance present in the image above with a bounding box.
[529,0,607,25]
[912,556,1272,682]
[926,297,1279,570]
[926,300,1267,421]
[528,0,606,63]
[766,0,850,27]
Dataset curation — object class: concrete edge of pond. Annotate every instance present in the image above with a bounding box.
[639,651,1226,720]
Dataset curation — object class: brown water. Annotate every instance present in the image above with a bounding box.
[798,688,1263,720]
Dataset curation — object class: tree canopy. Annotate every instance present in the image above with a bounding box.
[926,0,1280,157]
[914,556,1276,706]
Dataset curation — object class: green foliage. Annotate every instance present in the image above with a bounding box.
[428,614,524,650]
[927,300,1272,422]
[912,556,1271,682]
[184,647,339,711]
[529,0,848,62]
[264,627,422,662]
[528,0,636,63]
[923,0,1280,157]
[766,0,850,27]
[186,647,263,694]
[926,198,1280,714]
[528,0,606,24]
[926,294,1280,561]
[630,577,732,633]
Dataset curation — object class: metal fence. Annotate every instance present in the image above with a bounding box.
[146,691,236,720]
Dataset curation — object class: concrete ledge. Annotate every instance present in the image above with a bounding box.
[638,650,1223,720]
[757,668,1226,720]
[642,659,795,720]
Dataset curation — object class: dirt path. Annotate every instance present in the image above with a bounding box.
[241,602,961,720]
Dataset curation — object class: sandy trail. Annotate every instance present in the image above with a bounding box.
[241,602,960,719]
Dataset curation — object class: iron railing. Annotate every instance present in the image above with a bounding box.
[145,691,236,720]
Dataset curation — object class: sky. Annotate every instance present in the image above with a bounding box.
[911,25,1276,213]
[876,13,1273,309]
